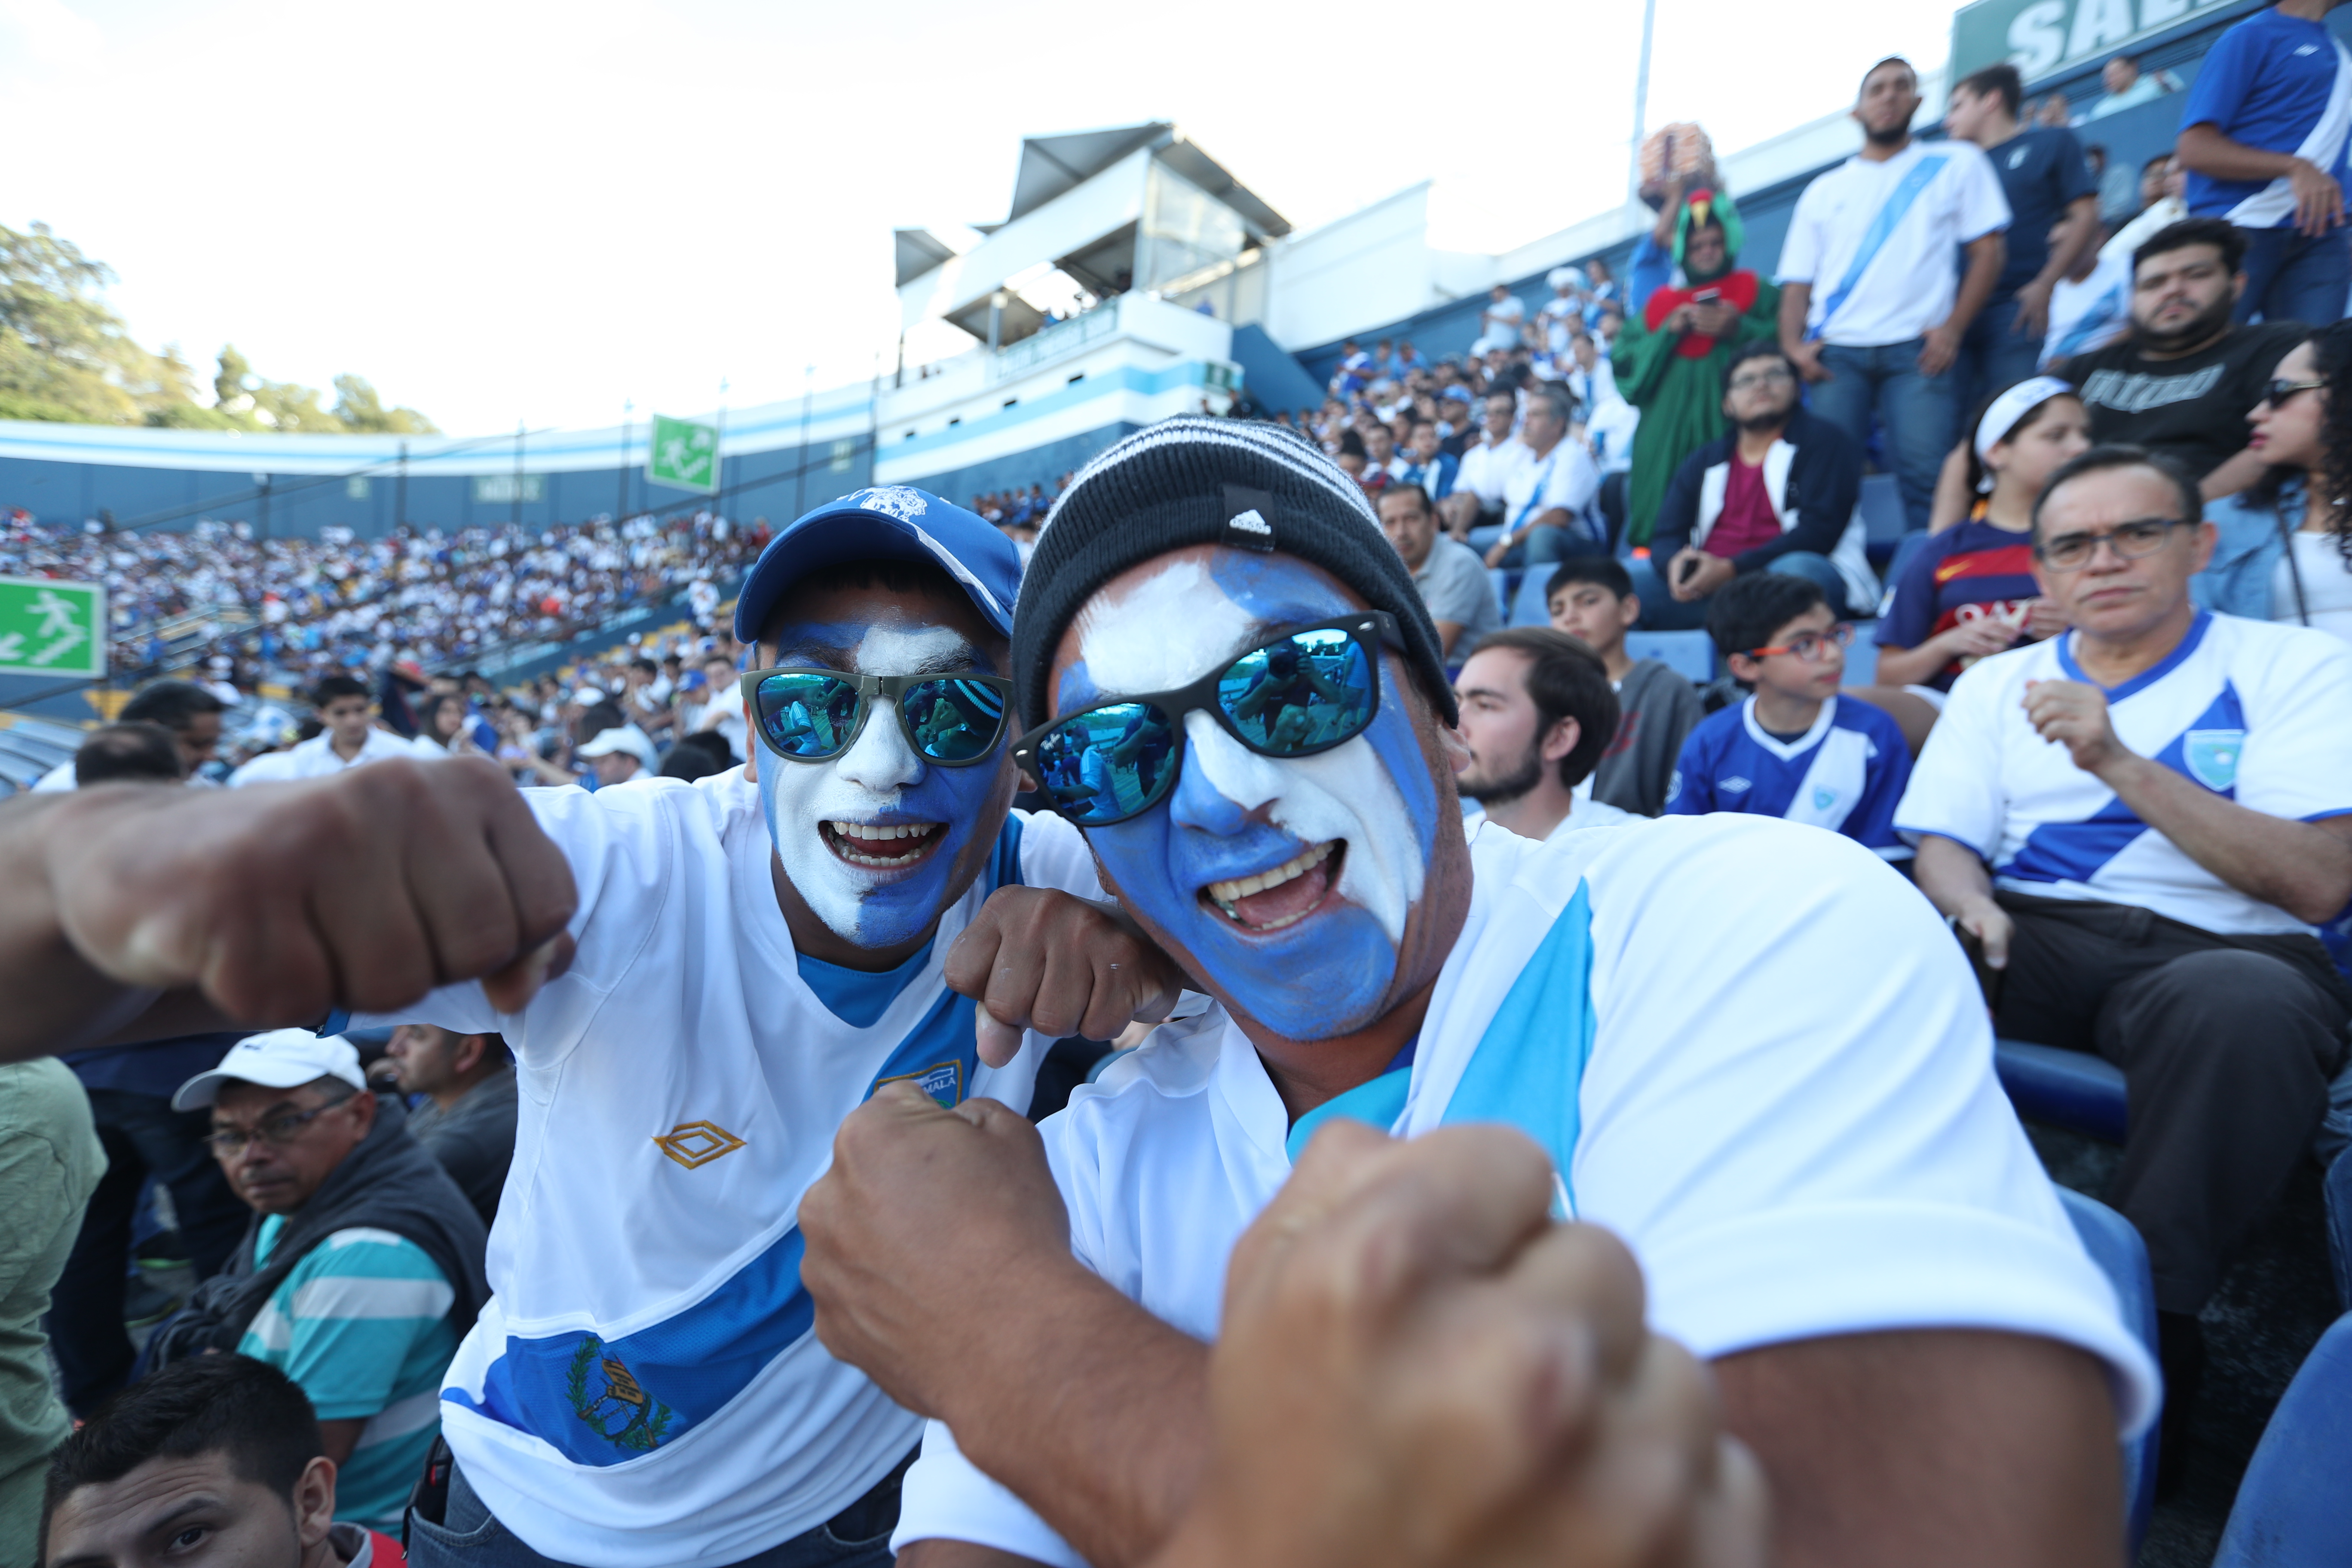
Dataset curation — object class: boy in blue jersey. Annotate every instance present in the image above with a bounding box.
[1665,572,1913,861]
[797,419,2152,1568]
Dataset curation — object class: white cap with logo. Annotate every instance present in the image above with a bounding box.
[172,1029,368,1112]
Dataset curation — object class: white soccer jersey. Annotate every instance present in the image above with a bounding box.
[358,773,1101,1568]
[229,727,438,785]
[1896,612,2352,935]
[894,815,2157,1563]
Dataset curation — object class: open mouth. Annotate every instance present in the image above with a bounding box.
[1200,839,1344,934]
[822,819,947,871]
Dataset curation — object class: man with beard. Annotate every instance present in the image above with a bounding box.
[1614,186,1780,549]
[1452,628,1638,839]
[796,418,2156,1568]
[2061,218,2309,502]
[1779,57,2012,533]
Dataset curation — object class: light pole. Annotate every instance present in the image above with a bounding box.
[617,399,633,522]
[793,364,813,518]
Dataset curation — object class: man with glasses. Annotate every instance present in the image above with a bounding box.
[1901,444,2352,1472]
[796,417,2155,1568]
[158,1029,489,1536]
[1636,342,1876,631]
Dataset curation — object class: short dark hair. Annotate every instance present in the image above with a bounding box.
[1526,381,1577,427]
[1723,340,1796,399]
[1378,482,1433,516]
[1338,429,1368,459]
[1546,557,1636,603]
[310,674,369,707]
[1707,572,1828,669]
[2030,444,2204,542]
[1955,61,2023,116]
[43,1356,322,1555]
[75,722,185,785]
[1464,627,1620,790]
[119,680,225,732]
[1862,55,1917,92]
[2142,150,2172,173]
[2133,217,2245,278]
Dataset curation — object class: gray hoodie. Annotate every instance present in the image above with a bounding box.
[1589,658,1705,817]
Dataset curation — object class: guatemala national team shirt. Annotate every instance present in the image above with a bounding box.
[1778,138,2011,346]
[892,816,2156,1563]
[2181,6,2352,229]
[1665,694,1914,859]
[353,770,1106,1568]
[1896,611,2352,934]
[237,1219,459,1532]
[228,727,440,785]
[1876,517,2044,691]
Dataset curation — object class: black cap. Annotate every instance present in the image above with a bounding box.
[1012,417,1456,729]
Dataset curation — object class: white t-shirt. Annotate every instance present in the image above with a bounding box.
[1482,294,1526,348]
[1779,139,2012,347]
[2273,529,2352,644]
[894,815,2156,1562]
[1896,612,2352,935]
[1452,438,1528,514]
[357,775,1105,1567]
[2043,250,2133,369]
[1500,440,1602,539]
[228,728,438,786]
[1459,797,1640,840]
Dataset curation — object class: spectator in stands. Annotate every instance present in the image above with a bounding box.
[2103,153,2188,263]
[1394,417,1457,502]
[383,1025,516,1225]
[658,729,738,781]
[1546,558,1706,815]
[1779,56,2012,532]
[1359,420,1405,494]
[40,1354,401,1568]
[1945,63,2101,416]
[1901,444,2352,1474]
[1378,482,1498,658]
[1583,256,1621,321]
[1878,379,2085,692]
[1473,282,1525,354]
[576,722,659,787]
[2062,220,2307,501]
[409,692,487,759]
[1453,627,1634,839]
[30,679,225,792]
[230,675,435,785]
[1537,266,1586,357]
[2031,92,2074,129]
[2087,52,2169,120]
[2042,227,2134,369]
[1439,389,1525,542]
[2087,144,2138,227]
[1666,573,1913,860]
[0,1057,102,1556]
[2175,0,2352,326]
[158,1030,488,1534]
[73,720,184,785]
[1477,381,1602,570]
[1638,342,1873,628]
[1616,186,1779,550]
[2201,317,2352,635]
[684,649,749,759]
[1329,338,1375,398]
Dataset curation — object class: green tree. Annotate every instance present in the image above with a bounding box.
[333,374,438,434]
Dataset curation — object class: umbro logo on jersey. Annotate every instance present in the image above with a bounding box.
[1813,786,1839,811]
[652,1121,746,1169]
[1721,777,1752,793]
[2008,148,2027,169]
[874,1060,962,1108]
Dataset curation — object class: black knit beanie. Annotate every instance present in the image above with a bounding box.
[1013,416,1458,728]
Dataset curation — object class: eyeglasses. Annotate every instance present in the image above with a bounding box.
[1727,367,1796,392]
[2034,517,2187,571]
[739,669,1014,766]
[1743,623,1855,662]
[205,1092,355,1158]
[1011,613,1395,827]
[2259,377,2328,408]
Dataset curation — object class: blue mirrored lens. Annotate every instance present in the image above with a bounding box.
[754,673,861,759]
[1216,628,1373,753]
[903,678,1007,763]
[1032,701,1177,824]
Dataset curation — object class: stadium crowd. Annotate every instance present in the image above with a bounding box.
[6,16,2352,1568]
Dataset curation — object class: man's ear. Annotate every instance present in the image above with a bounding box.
[2230,269,2248,306]
[455,1034,487,1075]
[293,1455,337,1548]
[1540,716,1583,766]
[1726,651,1759,684]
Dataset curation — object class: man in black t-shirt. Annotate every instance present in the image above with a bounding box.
[1946,63,2101,416]
[2058,217,2306,502]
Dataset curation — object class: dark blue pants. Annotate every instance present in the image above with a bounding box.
[1955,294,2049,427]
[1806,339,1958,534]
[1627,551,1851,631]
[2235,226,2352,327]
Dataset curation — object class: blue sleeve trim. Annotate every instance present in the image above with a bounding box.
[2302,809,2352,823]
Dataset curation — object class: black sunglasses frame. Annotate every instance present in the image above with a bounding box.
[739,668,1016,767]
[1010,612,1398,828]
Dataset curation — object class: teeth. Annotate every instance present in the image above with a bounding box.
[828,821,940,842]
[825,821,943,868]
[1204,841,1335,911]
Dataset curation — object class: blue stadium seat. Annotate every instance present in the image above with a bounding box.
[2211,1311,2352,1567]
[1856,472,1911,570]
[2055,1188,2160,1552]
[1489,569,1510,623]
[1624,630,1714,685]
[1994,1039,2128,1144]
[1507,570,1552,627]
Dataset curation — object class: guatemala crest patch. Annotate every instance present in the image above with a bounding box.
[852,487,928,522]
[2183,729,2245,793]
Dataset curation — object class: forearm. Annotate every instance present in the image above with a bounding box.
[2176,124,2302,183]
[1913,834,1996,917]
[2097,755,2352,922]
[1778,284,1813,355]
[944,1267,1210,1568]
[1942,239,2006,335]
[1873,637,1954,689]
[2036,199,2101,292]
[2200,445,2271,502]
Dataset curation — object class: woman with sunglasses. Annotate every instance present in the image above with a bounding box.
[2208,319,2352,642]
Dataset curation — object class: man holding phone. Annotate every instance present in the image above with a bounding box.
[1632,341,1876,631]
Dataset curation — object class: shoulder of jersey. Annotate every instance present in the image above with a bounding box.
[1067,1009,1226,1110]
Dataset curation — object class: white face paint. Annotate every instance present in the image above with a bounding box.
[1073,557,1257,694]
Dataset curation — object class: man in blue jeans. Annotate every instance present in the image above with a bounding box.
[2177,0,2352,327]
[1778,56,2012,532]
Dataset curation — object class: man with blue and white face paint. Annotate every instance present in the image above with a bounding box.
[800,420,2161,1568]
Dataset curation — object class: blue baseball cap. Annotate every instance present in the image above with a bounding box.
[732,486,1023,645]
[1441,385,1475,403]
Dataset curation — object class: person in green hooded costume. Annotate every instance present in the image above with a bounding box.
[1613,187,1780,548]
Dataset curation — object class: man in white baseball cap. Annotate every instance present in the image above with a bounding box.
[573,723,660,787]
[170,1028,367,1114]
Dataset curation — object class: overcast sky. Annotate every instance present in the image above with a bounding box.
[3,0,1960,436]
